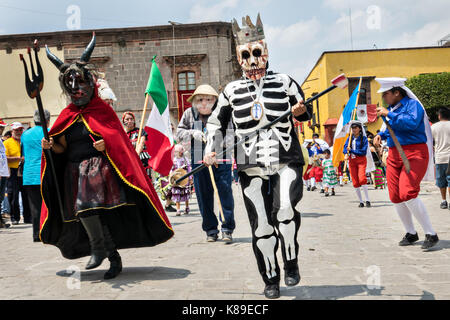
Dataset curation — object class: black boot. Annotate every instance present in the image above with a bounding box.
[80,215,108,270]
[284,266,301,287]
[86,250,108,270]
[264,283,280,299]
[104,250,122,279]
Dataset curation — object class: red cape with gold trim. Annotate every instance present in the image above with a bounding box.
[39,95,174,259]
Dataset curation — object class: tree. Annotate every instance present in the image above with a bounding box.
[406,72,450,122]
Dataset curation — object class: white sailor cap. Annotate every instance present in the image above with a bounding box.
[375,77,407,93]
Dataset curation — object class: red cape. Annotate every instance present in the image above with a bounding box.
[39,95,174,259]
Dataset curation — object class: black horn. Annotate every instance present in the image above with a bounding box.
[80,32,96,63]
[45,45,64,69]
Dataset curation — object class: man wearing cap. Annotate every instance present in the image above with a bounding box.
[21,110,51,241]
[177,84,235,243]
[0,119,10,228]
[4,122,30,225]
[374,78,439,250]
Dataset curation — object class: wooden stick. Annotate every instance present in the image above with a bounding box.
[381,116,411,173]
[136,94,150,153]
[208,166,225,223]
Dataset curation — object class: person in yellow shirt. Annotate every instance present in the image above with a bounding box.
[3,122,26,225]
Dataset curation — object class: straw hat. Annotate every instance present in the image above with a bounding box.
[187,84,219,103]
[169,168,189,187]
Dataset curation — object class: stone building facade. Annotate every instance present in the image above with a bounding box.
[0,22,241,126]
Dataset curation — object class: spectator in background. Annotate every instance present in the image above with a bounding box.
[4,122,29,225]
[0,119,10,228]
[2,130,12,141]
[21,110,51,241]
[431,107,450,210]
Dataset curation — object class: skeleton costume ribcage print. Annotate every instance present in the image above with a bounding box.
[205,71,312,286]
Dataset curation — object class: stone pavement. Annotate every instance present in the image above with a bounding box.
[0,181,449,300]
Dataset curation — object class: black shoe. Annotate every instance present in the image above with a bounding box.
[358,203,365,208]
[366,201,371,208]
[104,251,122,279]
[325,192,329,197]
[165,205,176,212]
[311,186,317,191]
[331,190,336,196]
[306,187,311,191]
[422,234,439,251]
[320,189,325,194]
[0,221,10,228]
[440,201,448,209]
[285,267,301,287]
[264,284,280,299]
[222,232,233,244]
[85,250,107,270]
[399,232,419,246]
[207,234,218,242]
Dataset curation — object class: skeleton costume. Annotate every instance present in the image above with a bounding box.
[204,14,312,299]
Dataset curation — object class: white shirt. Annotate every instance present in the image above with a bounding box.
[0,140,10,177]
[431,121,450,164]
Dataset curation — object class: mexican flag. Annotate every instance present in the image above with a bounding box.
[144,56,174,177]
[332,79,361,168]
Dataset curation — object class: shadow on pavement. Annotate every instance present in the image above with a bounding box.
[282,285,435,300]
[301,212,333,218]
[56,266,191,288]
[231,237,252,243]
[418,239,450,251]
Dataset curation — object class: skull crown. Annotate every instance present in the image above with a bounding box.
[231,13,265,46]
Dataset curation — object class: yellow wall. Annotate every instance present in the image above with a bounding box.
[302,47,450,140]
[0,47,66,129]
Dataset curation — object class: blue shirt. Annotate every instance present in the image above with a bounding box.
[378,97,427,148]
[310,143,324,155]
[21,126,46,186]
[343,134,368,156]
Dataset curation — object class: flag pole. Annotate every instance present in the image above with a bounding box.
[136,94,150,152]
[343,77,362,172]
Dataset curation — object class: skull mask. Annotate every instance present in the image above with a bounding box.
[236,39,268,81]
[46,33,97,107]
[232,14,268,81]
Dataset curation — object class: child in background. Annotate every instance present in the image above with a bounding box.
[321,149,338,196]
[170,144,192,216]
[232,156,239,185]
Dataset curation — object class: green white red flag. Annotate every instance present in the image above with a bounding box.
[144,56,174,176]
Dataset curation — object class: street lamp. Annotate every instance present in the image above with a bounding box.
[168,21,182,113]
[168,21,182,89]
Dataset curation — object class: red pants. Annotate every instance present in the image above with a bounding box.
[303,165,313,180]
[349,156,367,188]
[386,143,428,204]
[311,167,323,182]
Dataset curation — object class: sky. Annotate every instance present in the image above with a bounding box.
[1,0,449,83]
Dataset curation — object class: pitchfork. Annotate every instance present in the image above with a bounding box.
[19,40,65,221]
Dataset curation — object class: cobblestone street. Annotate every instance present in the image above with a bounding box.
[0,181,449,300]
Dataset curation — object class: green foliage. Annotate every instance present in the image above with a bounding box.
[406,72,450,122]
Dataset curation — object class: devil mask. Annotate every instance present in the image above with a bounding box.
[46,33,96,107]
[232,14,268,81]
